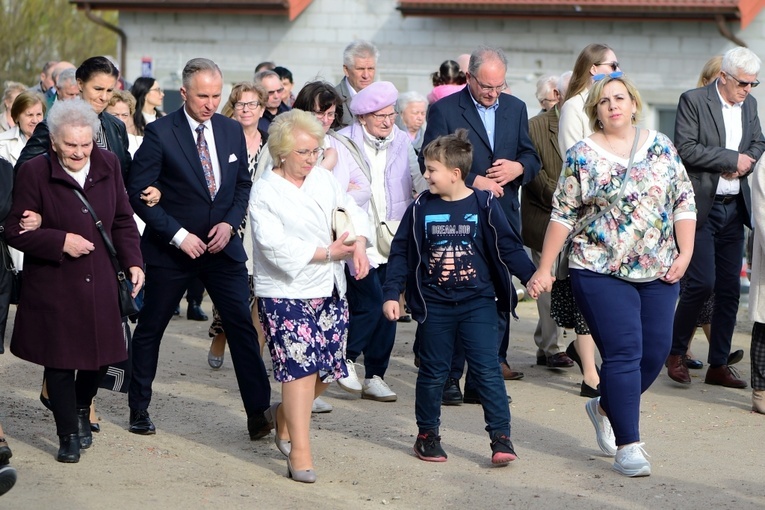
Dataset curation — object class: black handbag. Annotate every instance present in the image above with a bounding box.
[72,189,140,318]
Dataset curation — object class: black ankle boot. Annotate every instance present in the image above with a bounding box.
[77,408,92,449]
[57,434,80,463]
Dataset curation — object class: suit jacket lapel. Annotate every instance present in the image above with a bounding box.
[705,84,726,147]
[172,109,212,199]
[211,115,228,191]
[740,97,754,152]
[458,89,492,153]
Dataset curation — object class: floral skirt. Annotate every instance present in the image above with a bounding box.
[550,278,591,335]
[258,293,349,383]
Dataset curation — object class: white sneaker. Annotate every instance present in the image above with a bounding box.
[311,397,333,414]
[337,359,362,394]
[613,442,651,477]
[361,376,397,402]
[585,397,617,456]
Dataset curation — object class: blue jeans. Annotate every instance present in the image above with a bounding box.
[416,297,511,438]
[344,264,397,378]
[571,269,678,445]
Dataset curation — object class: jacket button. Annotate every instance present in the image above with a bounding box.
[85,275,92,283]
[82,207,89,214]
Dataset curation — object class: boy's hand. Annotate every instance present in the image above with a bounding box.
[382,300,400,321]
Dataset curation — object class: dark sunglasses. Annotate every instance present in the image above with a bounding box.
[596,61,620,72]
[725,72,760,88]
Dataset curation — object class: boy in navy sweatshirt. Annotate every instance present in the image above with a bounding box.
[382,129,536,466]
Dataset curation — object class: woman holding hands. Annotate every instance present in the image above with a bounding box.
[529,75,695,477]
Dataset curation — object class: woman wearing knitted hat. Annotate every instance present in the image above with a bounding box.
[335,81,427,402]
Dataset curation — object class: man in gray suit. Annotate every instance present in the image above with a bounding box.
[667,47,765,388]
[336,40,378,127]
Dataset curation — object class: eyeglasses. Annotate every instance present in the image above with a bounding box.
[593,71,624,82]
[149,87,163,93]
[469,74,507,94]
[267,87,285,96]
[313,110,336,120]
[596,61,620,72]
[110,112,130,119]
[724,72,760,88]
[540,97,557,106]
[293,147,324,159]
[369,112,397,122]
[234,101,261,111]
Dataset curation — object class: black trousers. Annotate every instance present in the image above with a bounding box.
[45,367,106,436]
[129,255,270,418]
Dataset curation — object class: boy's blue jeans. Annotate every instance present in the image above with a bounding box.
[415,296,511,438]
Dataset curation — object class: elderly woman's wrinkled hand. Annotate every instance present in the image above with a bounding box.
[319,147,338,171]
[129,266,145,296]
[141,186,162,207]
[19,210,42,233]
[63,233,95,258]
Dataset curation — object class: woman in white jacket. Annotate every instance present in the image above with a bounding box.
[0,91,45,164]
[249,110,370,483]
[749,156,765,414]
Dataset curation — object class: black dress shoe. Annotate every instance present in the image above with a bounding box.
[728,349,744,366]
[187,302,208,321]
[77,407,93,449]
[57,434,80,463]
[684,357,704,370]
[580,381,600,398]
[441,378,463,405]
[39,393,52,411]
[90,422,101,433]
[129,408,156,435]
[247,413,273,440]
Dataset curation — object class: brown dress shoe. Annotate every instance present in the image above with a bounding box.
[500,362,524,380]
[547,352,575,368]
[704,365,747,388]
[666,354,691,384]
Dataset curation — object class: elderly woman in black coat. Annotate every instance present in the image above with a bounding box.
[5,99,143,463]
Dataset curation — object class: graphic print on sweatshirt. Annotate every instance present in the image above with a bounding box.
[423,212,480,290]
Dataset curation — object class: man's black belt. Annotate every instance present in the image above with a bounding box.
[714,195,738,204]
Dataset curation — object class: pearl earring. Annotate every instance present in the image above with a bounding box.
[598,120,604,129]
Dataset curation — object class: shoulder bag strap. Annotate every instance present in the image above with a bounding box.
[567,127,641,241]
[72,188,126,281]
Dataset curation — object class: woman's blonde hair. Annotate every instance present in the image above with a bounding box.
[222,82,268,118]
[697,56,723,87]
[584,75,643,133]
[108,90,137,115]
[267,109,325,162]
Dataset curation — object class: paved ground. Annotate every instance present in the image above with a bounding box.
[0,296,763,509]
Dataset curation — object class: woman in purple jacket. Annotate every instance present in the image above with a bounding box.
[334,81,427,402]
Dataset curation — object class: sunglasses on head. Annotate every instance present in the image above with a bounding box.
[593,71,624,82]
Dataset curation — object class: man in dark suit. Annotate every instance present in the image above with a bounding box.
[336,40,378,128]
[667,46,765,388]
[420,46,540,400]
[125,58,272,439]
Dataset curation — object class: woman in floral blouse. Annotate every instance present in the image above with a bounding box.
[528,75,696,478]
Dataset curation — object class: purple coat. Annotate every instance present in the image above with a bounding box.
[338,122,415,221]
[5,146,142,370]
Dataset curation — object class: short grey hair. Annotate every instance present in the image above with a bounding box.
[722,46,761,76]
[557,71,573,99]
[47,98,100,139]
[253,69,279,84]
[342,40,379,69]
[396,91,427,113]
[56,68,77,89]
[182,58,222,89]
[535,75,558,103]
[468,46,508,76]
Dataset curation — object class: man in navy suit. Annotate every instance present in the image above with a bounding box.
[125,58,272,439]
[420,46,540,402]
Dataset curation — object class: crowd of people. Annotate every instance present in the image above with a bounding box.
[0,39,762,493]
